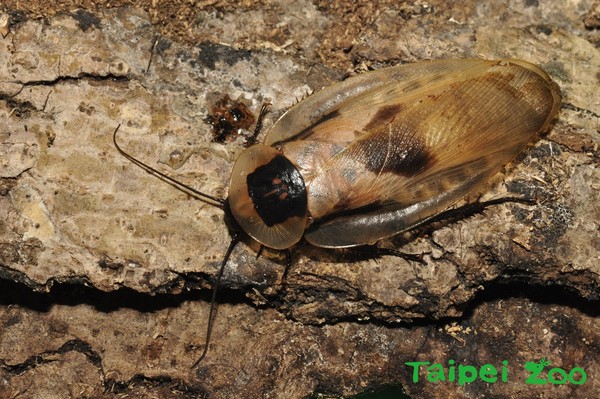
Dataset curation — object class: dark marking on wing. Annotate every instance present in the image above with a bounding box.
[485,72,516,91]
[313,109,341,126]
[403,80,423,92]
[272,110,341,146]
[364,104,404,132]
[308,201,386,228]
[348,124,434,177]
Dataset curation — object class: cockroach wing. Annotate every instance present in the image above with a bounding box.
[270,59,561,248]
[266,59,556,147]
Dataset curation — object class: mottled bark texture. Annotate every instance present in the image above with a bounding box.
[0,2,598,399]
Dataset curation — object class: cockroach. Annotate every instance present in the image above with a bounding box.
[113,58,561,367]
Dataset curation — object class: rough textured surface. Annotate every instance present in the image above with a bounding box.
[0,2,599,399]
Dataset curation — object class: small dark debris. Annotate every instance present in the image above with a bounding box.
[4,314,21,328]
[105,374,208,397]
[0,242,20,264]
[17,238,44,266]
[528,142,562,159]
[505,179,545,201]
[232,78,243,88]
[8,9,27,27]
[78,102,96,115]
[398,2,433,20]
[534,24,553,35]
[206,95,256,143]
[3,97,35,119]
[583,2,600,29]
[98,257,124,271]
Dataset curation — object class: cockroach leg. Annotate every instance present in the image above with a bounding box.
[350,245,427,264]
[255,245,293,288]
[427,196,536,228]
[255,244,266,260]
[247,102,271,146]
[280,249,293,286]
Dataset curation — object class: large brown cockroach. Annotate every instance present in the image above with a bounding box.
[113,58,561,366]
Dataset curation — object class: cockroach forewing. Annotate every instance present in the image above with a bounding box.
[264,59,474,146]
[271,59,561,248]
[265,59,557,147]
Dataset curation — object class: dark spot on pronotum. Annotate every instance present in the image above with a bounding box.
[364,104,404,132]
[247,155,307,226]
[349,125,433,177]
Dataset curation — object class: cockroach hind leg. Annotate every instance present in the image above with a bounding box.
[428,195,536,227]
[346,245,427,265]
[374,247,426,264]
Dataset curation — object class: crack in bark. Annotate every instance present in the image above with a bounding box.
[1,71,130,95]
[561,101,600,119]
[0,338,101,375]
[0,72,130,117]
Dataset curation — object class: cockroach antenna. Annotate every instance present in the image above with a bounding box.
[112,102,271,367]
[113,124,235,367]
[190,232,240,368]
[112,125,225,207]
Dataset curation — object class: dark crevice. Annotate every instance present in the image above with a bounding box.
[0,269,251,313]
[0,261,597,328]
[283,279,600,330]
[0,338,101,375]
[0,73,130,116]
[465,279,600,319]
[436,278,600,322]
[561,101,600,119]
[1,72,130,93]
